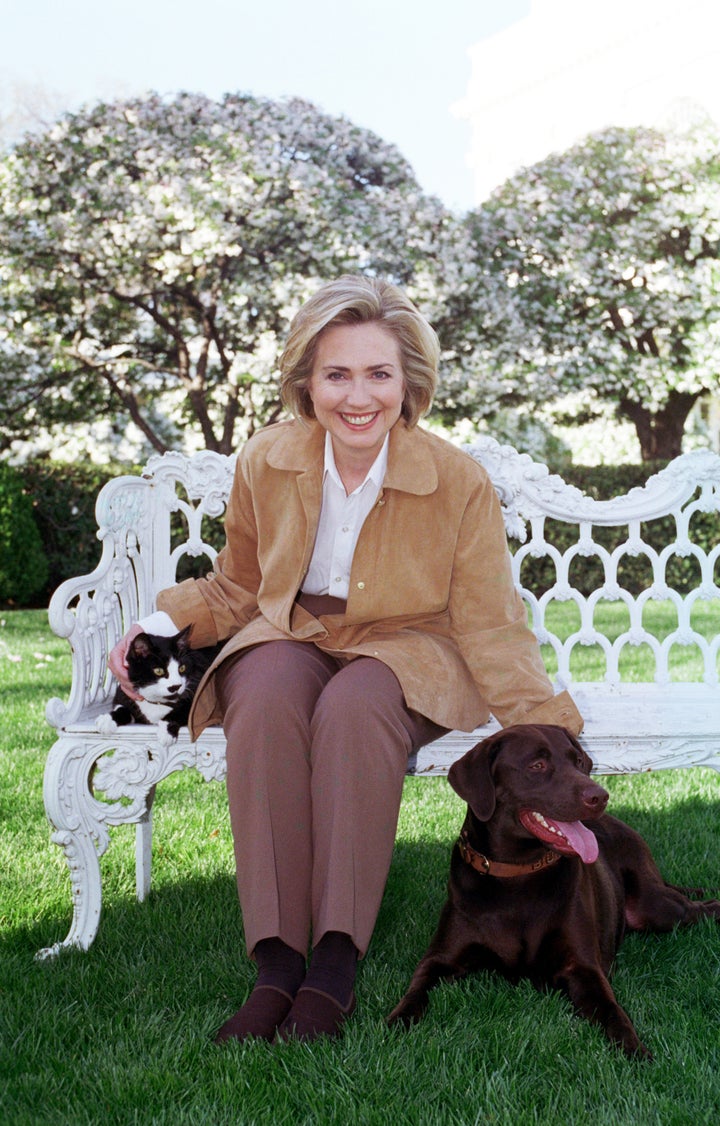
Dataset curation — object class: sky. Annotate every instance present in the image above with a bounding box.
[0,0,530,213]
[461,0,720,199]
[3,0,718,213]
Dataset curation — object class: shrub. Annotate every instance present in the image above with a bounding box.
[17,460,124,603]
[0,462,49,606]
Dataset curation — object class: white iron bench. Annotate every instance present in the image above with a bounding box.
[40,437,720,959]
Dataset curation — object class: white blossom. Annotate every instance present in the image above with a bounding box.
[0,91,445,457]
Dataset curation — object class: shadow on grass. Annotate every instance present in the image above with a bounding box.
[4,811,720,1126]
[11,786,720,981]
[6,779,720,1028]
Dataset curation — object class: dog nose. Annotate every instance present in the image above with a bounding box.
[582,784,609,813]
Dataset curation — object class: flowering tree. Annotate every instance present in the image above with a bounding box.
[439,125,720,460]
[419,211,538,430]
[0,92,446,455]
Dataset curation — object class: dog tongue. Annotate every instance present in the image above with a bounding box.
[552,819,599,863]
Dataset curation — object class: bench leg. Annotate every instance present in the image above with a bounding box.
[37,734,157,959]
[37,735,108,959]
[135,785,156,902]
[36,823,104,960]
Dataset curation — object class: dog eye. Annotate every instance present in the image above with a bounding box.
[529,759,547,771]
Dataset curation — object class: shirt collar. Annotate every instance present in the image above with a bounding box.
[266,419,438,496]
[323,430,389,494]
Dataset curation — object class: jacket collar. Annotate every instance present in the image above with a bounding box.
[265,419,438,496]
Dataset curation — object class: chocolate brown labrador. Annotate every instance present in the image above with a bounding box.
[388,724,720,1058]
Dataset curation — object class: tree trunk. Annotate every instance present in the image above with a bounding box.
[618,390,701,461]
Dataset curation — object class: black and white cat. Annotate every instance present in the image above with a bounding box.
[97,627,220,747]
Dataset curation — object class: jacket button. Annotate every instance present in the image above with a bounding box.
[357,581,365,590]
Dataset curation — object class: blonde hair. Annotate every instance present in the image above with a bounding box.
[280,276,439,427]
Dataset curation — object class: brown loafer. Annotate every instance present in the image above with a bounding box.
[276,987,356,1043]
[213,985,295,1044]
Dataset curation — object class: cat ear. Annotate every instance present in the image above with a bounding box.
[129,633,152,659]
[175,624,193,650]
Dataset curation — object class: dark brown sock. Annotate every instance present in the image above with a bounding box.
[214,985,295,1043]
[213,938,306,1044]
[276,986,357,1042]
[254,937,306,996]
[301,930,358,1008]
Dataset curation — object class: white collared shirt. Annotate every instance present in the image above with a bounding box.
[301,431,388,599]
[140,430,389,635]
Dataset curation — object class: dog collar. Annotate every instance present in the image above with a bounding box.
[458,829,562,878]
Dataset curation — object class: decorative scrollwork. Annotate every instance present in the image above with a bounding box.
[464,435,587,539]
[144,449,237,502]
[466,437,720,527]
[92,732,204,804]
[40,442,720,958]
[194,737,229,783]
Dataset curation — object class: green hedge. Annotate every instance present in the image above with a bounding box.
[7,456,719,607]
[0,462,49,606]
[15,461,128,606]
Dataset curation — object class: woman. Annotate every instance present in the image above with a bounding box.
[110,275,583,1044]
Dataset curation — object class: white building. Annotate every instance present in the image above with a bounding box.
[457,0,720,204]
[455,0,720,456]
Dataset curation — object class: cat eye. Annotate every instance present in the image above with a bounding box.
[153,667,165,677]
[178,664,186,674]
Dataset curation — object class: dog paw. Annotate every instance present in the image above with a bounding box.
[630,1040,654,1063]
[386,999,425,1028]
[96,713,118,736]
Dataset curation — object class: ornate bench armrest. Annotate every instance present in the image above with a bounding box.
[46,475,155,729]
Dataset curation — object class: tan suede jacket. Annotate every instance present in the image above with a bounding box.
[158,419,583,740]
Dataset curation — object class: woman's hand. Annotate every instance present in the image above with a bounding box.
[108,624,144,700]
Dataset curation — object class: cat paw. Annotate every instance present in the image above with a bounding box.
[97,713,118,736]
[156,722,178,748]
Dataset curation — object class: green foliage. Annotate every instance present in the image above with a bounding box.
[16,460,125,603]
[551,461,673,496]
[0,461,48,606]
[434,124,720,459]
[2,99,719,465]
[465,409,573,469]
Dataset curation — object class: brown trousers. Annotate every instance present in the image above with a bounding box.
[216,598,446,959]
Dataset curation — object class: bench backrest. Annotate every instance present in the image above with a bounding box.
[95,437,720,691]
[464,439,720,690]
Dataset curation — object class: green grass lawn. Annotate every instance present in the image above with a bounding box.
[2,609,720,1125]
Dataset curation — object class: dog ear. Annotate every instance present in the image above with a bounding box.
[447,734,501,821]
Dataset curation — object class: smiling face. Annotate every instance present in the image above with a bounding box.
[308,321,406,479]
